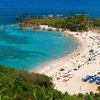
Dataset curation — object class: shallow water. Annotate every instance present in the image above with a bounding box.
[0,25,78,71]
[1,0,98,70]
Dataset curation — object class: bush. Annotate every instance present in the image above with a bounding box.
[64,14,90,31]
[0,65,100,100]
[92,19,100,27]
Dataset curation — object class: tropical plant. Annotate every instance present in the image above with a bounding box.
[0,65,100,100]
[64,14,90,31]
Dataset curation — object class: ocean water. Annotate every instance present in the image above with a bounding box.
[0,0,99,71]
[0,0,100,24]
[0,25,78,71]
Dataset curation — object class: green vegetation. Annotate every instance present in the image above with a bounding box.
[92,19,100,27]
[64,14,90,31]
[20,14,92,31]
[20,17,65,28]
[19,14,100,32]
[0,65,100,100]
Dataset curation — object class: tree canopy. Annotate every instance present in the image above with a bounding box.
[64,14,90,31]
[19,14,92,31]
[0,65,100,100]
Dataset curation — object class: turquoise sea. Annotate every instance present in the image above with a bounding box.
[0,0,99,71]
[0,25,78,71]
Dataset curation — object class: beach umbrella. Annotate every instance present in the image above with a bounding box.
[89,49,94,53]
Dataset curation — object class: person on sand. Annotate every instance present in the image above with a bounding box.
[78,64,81,68]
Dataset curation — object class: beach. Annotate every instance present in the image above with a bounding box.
[32,25,100,94]
[1,0,100,99]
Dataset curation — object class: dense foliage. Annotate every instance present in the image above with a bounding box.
[64,14,90,31]
[92,19,100,27]
[20,17,65,28]
[19,14,92,31]
[0,65,100,100]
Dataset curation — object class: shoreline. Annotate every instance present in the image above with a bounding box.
[31,28,85,75]
[31,25,100,94]
[1,23,99,94]
[31,25,86,76]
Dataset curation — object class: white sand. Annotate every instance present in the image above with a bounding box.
[32,25,100,94]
